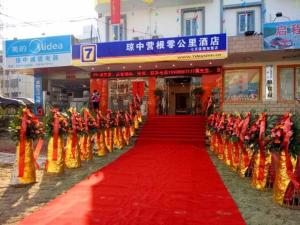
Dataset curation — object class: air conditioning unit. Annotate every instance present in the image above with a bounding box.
[132,36,145,40]
[244,31,255,36]
[151,35,163,39]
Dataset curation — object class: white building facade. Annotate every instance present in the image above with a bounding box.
[92,0,300,115]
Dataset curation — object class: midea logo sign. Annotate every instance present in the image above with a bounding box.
[29,39,64,54]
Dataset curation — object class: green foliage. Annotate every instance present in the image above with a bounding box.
[43,110,69,138]
[290,114,300,158]
[154,89,164,98]
[265,114,279,138]
[192,87,204,96]
[8,108,44,142]
[8,108,23,142]
[0,106,4,120]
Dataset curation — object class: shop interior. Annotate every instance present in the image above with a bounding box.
[47,79,90,111]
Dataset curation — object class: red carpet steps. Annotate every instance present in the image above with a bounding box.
[136,116,206,145]
[18,116,246,225]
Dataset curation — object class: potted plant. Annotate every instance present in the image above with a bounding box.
[192,87,204,97]
[192,87,204,114]
[154,88,164,98]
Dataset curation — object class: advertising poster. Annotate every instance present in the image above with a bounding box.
[264,20,300,50]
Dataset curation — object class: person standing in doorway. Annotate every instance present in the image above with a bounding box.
[91,90,100,112]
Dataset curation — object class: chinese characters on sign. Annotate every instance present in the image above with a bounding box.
[265,65,274,100]
[264,20,300,50]
[124,36,222,53]
[34,74,43,114]
[4,35,72,69]
[91,67,221,78]
[72,33,227,65]
[14,54,60,66]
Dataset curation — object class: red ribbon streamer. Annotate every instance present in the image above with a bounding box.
[52,110,59,161]
[242,148,250,168]
[282,115,300,189]
[71,112,77,159]
[18,109,28,177]
[34,138,44,170]
[257,113,266,182]
[240,113,250,142]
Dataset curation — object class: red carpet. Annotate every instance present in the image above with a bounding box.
[19,116,245,225]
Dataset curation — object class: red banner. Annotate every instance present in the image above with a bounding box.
[132,81,145,98]
[111,0,120,24]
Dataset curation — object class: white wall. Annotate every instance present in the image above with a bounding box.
[223,6,262,36]
[97,0,221,42]
[224,0,261,5]
[96,0,299,40]
[264,0,300,23]
[0,72,34,98]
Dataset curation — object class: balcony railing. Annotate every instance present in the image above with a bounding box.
[228,35,263,53]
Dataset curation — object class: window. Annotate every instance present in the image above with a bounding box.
[11,92,18,98]
[237,11,254,34]
[10,79,19,88]
[182,8,204,36]
[5,80,9,88]
[224,68,261,102]
[278,66,300,101]
[106,16,126,41]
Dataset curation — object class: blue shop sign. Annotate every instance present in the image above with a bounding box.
[34,74,43,115]
[4,35,72,69]
[264,20,300,50]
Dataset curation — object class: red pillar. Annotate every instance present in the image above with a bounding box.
[148,77,156,116]
[90,78,108,113]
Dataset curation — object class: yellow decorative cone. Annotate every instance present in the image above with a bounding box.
[105,128,113,153]
[130,125,135,137]
[252,151,271,190]
[238,148,254,177]
[273,151,298,206]
[11,139,36,185]
[80,135,93,161]
[134,116,139,129]
[65,133,81,169]
[113,127,124,150]
[209,133,216,152]
[123,126,130,146]
[96,131,107,157]
[137,111,142,123]
[45,136,65,174]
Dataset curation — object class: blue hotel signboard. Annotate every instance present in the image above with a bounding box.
[4,35,72,69]
[72,33,227,66]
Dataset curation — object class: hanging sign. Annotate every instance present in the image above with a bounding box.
[111,0,121,24]
[34,74,43,114]
[264,20,300,50]
[265,65,273,99]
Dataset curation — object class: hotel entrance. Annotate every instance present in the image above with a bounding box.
[165,77,192,115]
[90,66,223,116]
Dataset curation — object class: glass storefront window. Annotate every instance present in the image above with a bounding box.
[296,67,300,100]
[108,78,149,114]
[279,68,294,101]
[224,68,260,101]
